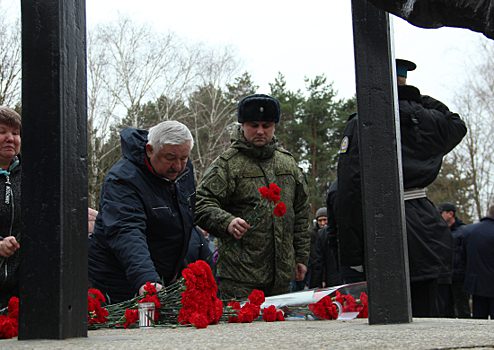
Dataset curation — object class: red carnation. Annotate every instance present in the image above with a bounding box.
[7,297,19,320]
[228,301,241,311]
[268,183,281,201]
[258,183,282,203]
[143,282,157,295]
[262,305,278,322]
[179,260,222,329]
[88,289,109,325]
[189,312,209,329]
[0,315,18,339]
[258,186,270,199]
[273,201,287,217]
[123,309,139,329]
[276,310,285,321]
[211,298,224,324]
[342,294,357,312]
[248,289,265,306]
[309,295,339,320]
[88,288,106,304]
[357,292,369,318]
[237,303,259,323]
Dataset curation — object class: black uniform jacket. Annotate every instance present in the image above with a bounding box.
[337,85,467,281]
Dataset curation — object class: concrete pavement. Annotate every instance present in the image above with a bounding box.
[1,318,494,349]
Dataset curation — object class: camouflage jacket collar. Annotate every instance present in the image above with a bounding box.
[231,125,277,160]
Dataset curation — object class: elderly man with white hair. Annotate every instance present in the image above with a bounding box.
[88,120,195,303]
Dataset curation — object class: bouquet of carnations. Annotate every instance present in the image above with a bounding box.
[259,281,368,321]
[88,259,224,329]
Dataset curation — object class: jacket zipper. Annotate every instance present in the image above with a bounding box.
[1,175,15,283]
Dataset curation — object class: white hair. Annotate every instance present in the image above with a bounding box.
[147,120,194,150]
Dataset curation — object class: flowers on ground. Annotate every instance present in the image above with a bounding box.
[262,305,285,322]
[123,309,139,329]
[227,289,266,323]
[307,290,368,320]
[178,260,223,328]
[309,295,339,320]
[0,297,19,339]
[88,288,109,325]
[0,261,368,337]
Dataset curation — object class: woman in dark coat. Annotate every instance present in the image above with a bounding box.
[0,107,22,308]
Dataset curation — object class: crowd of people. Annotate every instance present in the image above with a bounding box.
[1,59,493,319]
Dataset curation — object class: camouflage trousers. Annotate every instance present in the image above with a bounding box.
[218,278,290,301]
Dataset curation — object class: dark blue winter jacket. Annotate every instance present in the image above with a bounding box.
[88,128,195,303]
[462,217,494,298]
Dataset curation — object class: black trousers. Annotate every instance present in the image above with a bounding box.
[451,279,471,318]
[437,282,453,317]
[437,280,471,318]
[411,279,439,317]
[472,295,494,319]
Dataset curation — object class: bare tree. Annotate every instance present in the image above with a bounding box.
[453,39,494,219]
[87,17,207,206]
[87,30,122,207]
[0,15,21,106]
[87,16,243,205]
[185,46,242,180]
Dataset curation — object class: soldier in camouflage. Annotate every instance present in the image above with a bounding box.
[195,94,310,300]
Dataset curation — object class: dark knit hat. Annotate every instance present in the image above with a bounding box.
[396,58,417,78]
[237,94,280,123]
[316,207,327,219]
[438,202,456,213]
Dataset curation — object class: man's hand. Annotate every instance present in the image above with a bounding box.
[0,236,20,257]
[227,217,251,240]
[294,263,307,281]
[88,207,98,236]
[139,282,163,296]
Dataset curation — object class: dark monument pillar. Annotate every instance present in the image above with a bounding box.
[351,0,412,324]
[19,0,87,339]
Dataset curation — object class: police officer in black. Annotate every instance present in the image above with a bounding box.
[336,59,467,317]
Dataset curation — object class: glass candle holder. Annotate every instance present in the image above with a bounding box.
[138,302,155,328]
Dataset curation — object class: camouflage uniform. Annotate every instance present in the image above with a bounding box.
[195,127,310,300]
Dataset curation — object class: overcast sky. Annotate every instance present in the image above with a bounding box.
[5,0,492,108]
[84,0,492,107]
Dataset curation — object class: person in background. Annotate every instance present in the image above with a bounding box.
[437,202,470,318]
[311,180,343,288]
[462,205,494,319]
[295,206,327,291]
[0,107,22,308]
[88,120,195,304]
[195,94,310,300]
[336,59,467,317]
[182,226,214,270]
[315,207,328,228]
